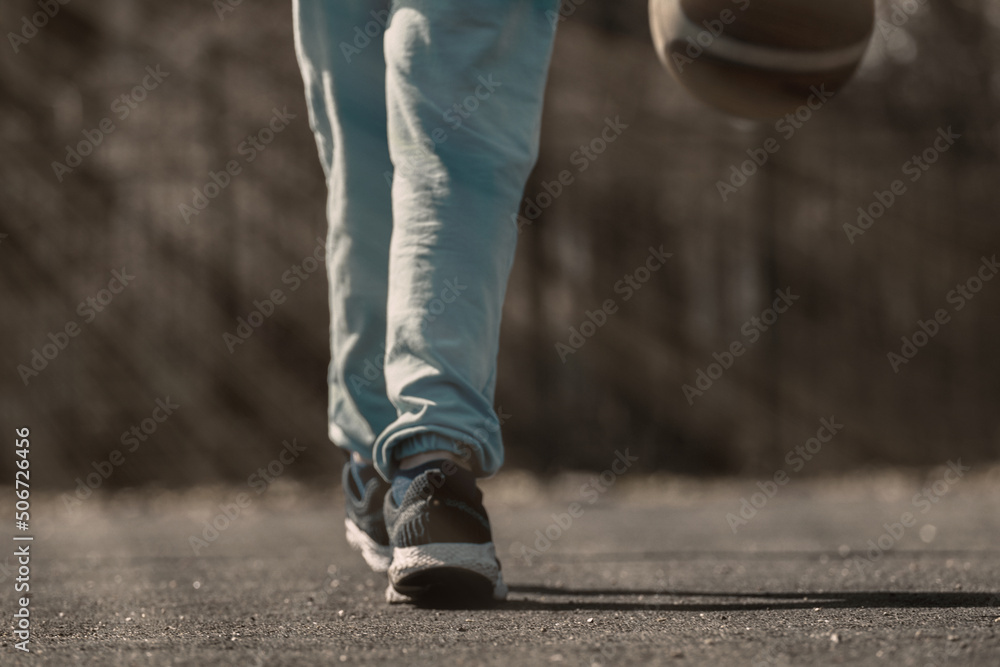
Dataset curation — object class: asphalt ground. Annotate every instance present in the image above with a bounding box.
[2,465,999,666]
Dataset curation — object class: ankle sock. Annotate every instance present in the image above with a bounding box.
[391,460,442,504]
[391,459,477,505]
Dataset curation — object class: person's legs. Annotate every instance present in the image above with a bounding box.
[294,0,397,463]
[376,0,560,481]
[294,0,396,572]
[376,0,560,602]
[295,0,560,597]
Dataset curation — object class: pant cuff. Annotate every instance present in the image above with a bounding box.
[380,430,477,478]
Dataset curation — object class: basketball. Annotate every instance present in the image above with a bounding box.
[649,0,875,119]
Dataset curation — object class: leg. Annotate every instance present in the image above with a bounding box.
[377,0,560,603]
[293,0,396,462]
[375,0,561,479]
[294,0,396,573]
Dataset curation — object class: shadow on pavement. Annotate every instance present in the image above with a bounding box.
[529,549,1000,563]
[504,586,1000,612]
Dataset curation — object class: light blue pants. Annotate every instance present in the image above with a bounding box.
[293,0,559,479]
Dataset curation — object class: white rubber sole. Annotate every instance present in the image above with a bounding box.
[344,518,392,573]
[386,542,507,603]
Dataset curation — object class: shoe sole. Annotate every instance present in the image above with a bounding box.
[386,542,506,604]
[344,518,392,573]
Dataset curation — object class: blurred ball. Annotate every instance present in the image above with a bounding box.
[649,0,875,119]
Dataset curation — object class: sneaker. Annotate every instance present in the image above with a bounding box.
[342,460,392,573]
[383,460,506,604]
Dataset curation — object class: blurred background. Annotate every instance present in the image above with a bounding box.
[2,0,998,490]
